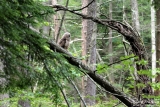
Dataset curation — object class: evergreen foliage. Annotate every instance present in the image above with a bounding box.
[0,0,159,106]
[0,0,51,88]
[0,0,81,106]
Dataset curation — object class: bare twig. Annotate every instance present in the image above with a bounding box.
[72,0,95,11]
[113,101,122,107]
[95,55,137,72]
[44,63,70,107]
[96,35,121,40]
[55,0,69,43]
[62,73,87,107]
[70,38,83,44]
[108,56,136,66]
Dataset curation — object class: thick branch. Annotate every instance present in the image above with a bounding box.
[48,41,138,107]
[30,4,153,105]
[51,5,136,37]
[31,19,143,105]
[51,5,148,64]
[51,5,145,56]
[51,5,153,102]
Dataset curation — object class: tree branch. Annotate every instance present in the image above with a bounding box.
[62,73,87,107]
[51,5,154,105]
[30,4,153,106]
[55,0,69,43]
[51,5,136,37]
[72,0,95,11]
[47,41,138,107]
[30,24,139,106]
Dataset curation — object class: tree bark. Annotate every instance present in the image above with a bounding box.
[131,0,141,98]
[108,0,114,84]
[151,0,156,83]
[155,8,160,96]
[55,0,69,43]
[52,0,60,41]
[131,0,140,33]
[81,0,97,106]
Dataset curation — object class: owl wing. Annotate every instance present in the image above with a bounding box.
[64,40,69,49]
[59,38,66,48]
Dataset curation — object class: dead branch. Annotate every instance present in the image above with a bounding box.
[55,0,69,43]
[51,4,154,105]
[30,26,138,106]
[72,0,95,11]
[48,41,138,107]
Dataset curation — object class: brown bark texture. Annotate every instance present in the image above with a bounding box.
[108,1,114,83]
[131,0,140,33]
[52,0,60,41]
[155,8,160,96]
[81,0,97,106]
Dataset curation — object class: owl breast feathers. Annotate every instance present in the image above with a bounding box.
[58,32,71,50]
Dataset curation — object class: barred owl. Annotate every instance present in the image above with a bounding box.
[58,32,71,50]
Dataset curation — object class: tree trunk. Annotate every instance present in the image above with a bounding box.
[108,1,114,84]
[131,0,141,98]
[131,0,140,33]
[52,0,59,41]
[81,0,97,106]
[155,8,160,96]
[41,0,52,36]
[151,0,156,83]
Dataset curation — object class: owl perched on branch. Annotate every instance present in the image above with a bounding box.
[58,32,71,50]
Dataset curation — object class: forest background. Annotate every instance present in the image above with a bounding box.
[0,0,160,107]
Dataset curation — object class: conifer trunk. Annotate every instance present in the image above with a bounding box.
[81,0,97,106]
[155,8,160,96]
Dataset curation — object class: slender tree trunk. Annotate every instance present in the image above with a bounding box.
[131,0,141,98]
[131,0,140,33]
[81,0,97,106]
[52,0,58,39]
[108,1,114,84]
[81,0,87,106]
[151,0,156,83]
[155,8,160,96]
[52,0,59,41]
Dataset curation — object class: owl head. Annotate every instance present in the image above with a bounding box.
[63,32,71,40]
